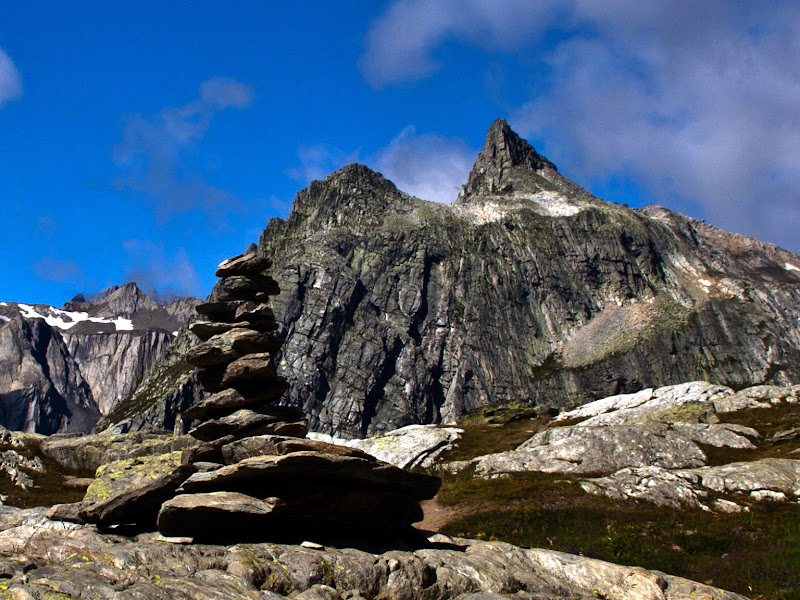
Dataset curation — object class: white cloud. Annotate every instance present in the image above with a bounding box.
[360,0,562,87]
[361,1,800,251]
[372,126,475,203]
[289,126,476,204]
[0,48,22,106]
[287,144,361,184]
[113,77,253,221]
[122,239,203,298]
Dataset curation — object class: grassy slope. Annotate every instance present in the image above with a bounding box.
[433,404,800,600]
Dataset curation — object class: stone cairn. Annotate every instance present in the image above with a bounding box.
[81,248,440,546]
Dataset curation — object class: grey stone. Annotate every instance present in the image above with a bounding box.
[215,251,272,278]
[185,329,282,368]
[179,451,440,500]
[188,409,301,442]
[81,463,194,528]
[0,509,749,600]
[309,425,463,469]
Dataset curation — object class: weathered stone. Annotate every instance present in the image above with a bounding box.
[215,251,272,278]
[473,424,707,477]
[45,501,95,524]
[195,300,246,322]
[185,329,283,367]
[582,458,800,509]
[188,409,301,442]
[81,463,194,528]
[555,382,733,427]
[216,276,280,301]
[180,451,440,500]
[158,492,279,538]
[189,320,273,341]
[221,435,375,464]
[181,385,291,421]
[773,427,800,442]
[309,425,464,469]
[233,301,276,324]
[0,507,751,600]
[83,451,182,503]
[39,431,198,472]
[181,435,236,465]
[220,353,278,385]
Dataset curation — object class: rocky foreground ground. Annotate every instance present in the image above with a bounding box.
[1,380,799,598]
[0,505,745,600]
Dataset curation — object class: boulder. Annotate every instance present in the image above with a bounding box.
[188,409,305,442]
[181,386,292,421]
[81,464,194,528]
[554,382,732,427]
[220,353,278,386]
[221,435,375,464]
[84,451,185,502]
[158,488,423,542]
[39,432,198,473]
[472,424,707,477]
[309,425,464,469]
[581,458,800,509]
[195,300,247,322]
[157,491,279,539]
[215,251,272,277]
[189,320,264,341]
[216,276,280,300]
[179,451,440,500]
[185,329,283,367]
[233,301,276,324]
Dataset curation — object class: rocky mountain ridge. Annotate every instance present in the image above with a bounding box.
[0,283,198,433]
[112,119,800,439]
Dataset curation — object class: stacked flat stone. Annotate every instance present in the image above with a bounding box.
[79,249,440,545]
[110,249,440,545]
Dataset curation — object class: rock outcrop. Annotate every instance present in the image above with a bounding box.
[0,506,748,600]
[0,284,198,433]
[452,381,800,512]
[111,120,800,438]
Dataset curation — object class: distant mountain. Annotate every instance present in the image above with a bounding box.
[0,283,199,433]
[110,120,800,438]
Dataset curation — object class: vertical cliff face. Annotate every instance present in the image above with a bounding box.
[111,120,800,439]
[0,284,198,433]
[256,120,800,438]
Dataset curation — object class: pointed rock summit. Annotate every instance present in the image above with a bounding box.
[459,118,559,201]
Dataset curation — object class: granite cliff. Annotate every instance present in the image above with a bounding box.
[114,120,800,438]
[0,283,198,433]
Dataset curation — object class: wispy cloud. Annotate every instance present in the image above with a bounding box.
[287,144,361,185]
[373,126,475,203]
[0,48,22,106]
[290,126,476,204]
[121,239,203,298]
[33,257,86,285]
[360,0,562,87]
[361,0,800,251]
[113,77,253,222]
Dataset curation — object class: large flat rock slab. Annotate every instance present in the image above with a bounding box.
[179,450,440,500]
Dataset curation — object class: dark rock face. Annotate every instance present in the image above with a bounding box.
[112,120,800,439]
[0,283,198,434]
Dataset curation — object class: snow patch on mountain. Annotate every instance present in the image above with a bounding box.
[17,303,133,332]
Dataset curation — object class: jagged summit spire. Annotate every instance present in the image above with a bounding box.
[458,119,558,201]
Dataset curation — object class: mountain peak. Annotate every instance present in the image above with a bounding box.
[459,119,558,201]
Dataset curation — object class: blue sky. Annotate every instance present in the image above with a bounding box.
[1,1,799,306]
